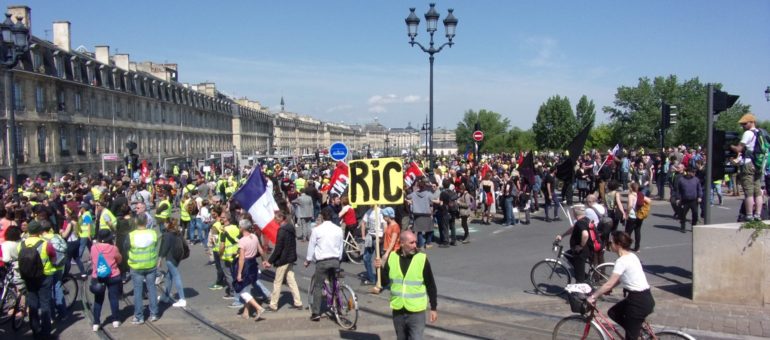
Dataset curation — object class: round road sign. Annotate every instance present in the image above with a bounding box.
[329,142,348,161]
[473,130,484,142]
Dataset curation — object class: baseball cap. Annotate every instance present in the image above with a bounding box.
[381,207,395,218]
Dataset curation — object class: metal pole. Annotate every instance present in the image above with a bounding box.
[705,84,714,225]
[5,69,16,193]
[429,55,434,170]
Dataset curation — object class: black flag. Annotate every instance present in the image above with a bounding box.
[519,151,536,187]
[556,124,591,181]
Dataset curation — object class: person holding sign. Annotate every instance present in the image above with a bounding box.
[360,205,385,286]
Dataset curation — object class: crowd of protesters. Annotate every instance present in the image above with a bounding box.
[0,130,758,338]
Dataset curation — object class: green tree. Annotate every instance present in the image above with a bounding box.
[586,123,613,150]
[455,109,511,153]
[532,95,577,149]
[575,95,596,130]
[507,127,536,151]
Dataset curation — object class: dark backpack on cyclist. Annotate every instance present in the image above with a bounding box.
[18,240,46,287]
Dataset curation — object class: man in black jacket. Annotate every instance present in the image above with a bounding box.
[263,211,303,311]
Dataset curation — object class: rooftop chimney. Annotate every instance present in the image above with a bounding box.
[52,21,70,52]
[94,45,110,65]
[6,5,30,29]
[113,54,129,71]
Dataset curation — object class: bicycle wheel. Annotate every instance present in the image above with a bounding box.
[11,292,25,331]
[62,276,79,310]
[0,285,17,325]
[654,330,695,340]
[307,275,316,311]
[531,259,571,296]
[333,284,358,330]
[344,238,364,265]
[589,262,615,289]
[552,315,606,340]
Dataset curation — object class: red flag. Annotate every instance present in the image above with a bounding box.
[327,162,350,198]
[404,162,424,188]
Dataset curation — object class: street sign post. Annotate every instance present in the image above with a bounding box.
[473,130,484,142]
[329,142,349,161]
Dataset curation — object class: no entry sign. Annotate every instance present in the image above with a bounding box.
[473,130,484,142]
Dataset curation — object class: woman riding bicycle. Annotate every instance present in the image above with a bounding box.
[587,231,654,340]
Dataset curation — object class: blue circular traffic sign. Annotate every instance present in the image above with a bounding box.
[329,142,348,161]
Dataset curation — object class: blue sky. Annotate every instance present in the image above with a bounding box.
[22,0,770,130]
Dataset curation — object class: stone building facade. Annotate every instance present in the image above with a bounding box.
[0,5,452,180]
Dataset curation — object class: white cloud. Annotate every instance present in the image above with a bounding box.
[403,95,421,103]
[368,105,387,114]
[524,36,563,68]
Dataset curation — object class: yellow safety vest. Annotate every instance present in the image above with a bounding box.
[182,183,195,197]
[99,208,117,231]
[91,187,102,202]
[388,252,428,312]
[180,198,191,222]
[155,199,171,220]
[127,229,159,270]
[78,211,93,238]
[224,179,237,197]
[20,236,56,276]
[220,224,240,262]
[210,221,222,253]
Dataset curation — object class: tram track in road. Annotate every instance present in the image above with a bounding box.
[81,276,244,340]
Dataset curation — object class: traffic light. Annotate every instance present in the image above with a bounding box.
[711,129,741,180]
[712,89,739,115]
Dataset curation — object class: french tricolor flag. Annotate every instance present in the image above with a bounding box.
[232,168,280,244]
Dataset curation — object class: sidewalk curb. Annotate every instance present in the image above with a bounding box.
[679,328,767,340]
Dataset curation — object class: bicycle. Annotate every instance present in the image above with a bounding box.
[343,232,364,265]
[61,273,80,311]
[531,241,615,296]
[307,267,359,330]
[0,266,21,325]
[552,289,694,340]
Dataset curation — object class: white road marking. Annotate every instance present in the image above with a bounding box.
[642,243,689,250]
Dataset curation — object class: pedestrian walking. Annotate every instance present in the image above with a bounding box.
[158,220,188,307]
[89,229,122,331]
[264,211,303,311]
[125,214,160,324]
[233,219,267,320]
[375,231,438,340]
[18,221,56,338]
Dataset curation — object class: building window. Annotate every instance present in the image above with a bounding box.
[37,126,46,163]
[59,126,69,157]
[54,56,64,78]
[57,90,65,112]
[35,86,44,113]
[74,93,81,111]
[75,127,85,155]
[14,126,24,164]
[13,83,23,111]
[90,129,97,154]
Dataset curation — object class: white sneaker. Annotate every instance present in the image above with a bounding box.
[172,299,187,308]
[112,321,120,328]
[92,324,99,332]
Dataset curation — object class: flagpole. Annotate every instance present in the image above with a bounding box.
[374,205,382,290]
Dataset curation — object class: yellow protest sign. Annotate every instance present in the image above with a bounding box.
[348,158,403,206]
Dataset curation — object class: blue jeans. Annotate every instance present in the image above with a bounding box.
[363,244,376,283]
[416,231,433,248]
[201,222,211,250]
[504,196,515,225]
[162,260,185,301]
[52,270,66,317]
[91,276,121,325]
[188,218,202,242]
[131,268,159,320]
[65,240,86,278]
[27,275,53,337]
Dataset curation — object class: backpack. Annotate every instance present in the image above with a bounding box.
[586,219,603,253]
[96,250,112,279]
[18,240,45,285]
[748,129,770,171]
[589,206,614,239]
[636,198,651,220]
[173,234,190,262]
[444,189,460,217]
[47,234,68,267]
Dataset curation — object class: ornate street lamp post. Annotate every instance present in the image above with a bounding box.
[764,86,769,102]
[0,13,30,195]
[405,3,457,170]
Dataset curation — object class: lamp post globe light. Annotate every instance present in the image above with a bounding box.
[405,3,457,170]
[0,13,30,195]
[764,86,770,102]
